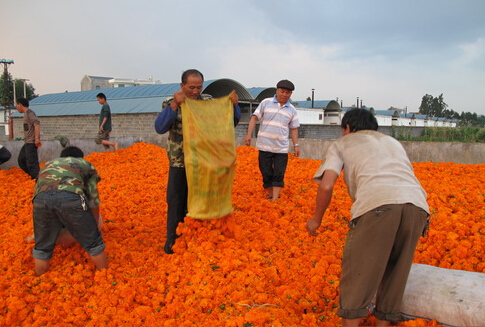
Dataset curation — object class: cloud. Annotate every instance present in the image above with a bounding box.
[2,0,484,114]
[456,37,485,70]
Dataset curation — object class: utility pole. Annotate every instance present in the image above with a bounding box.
[1,59,14,139]
[19,78,29,98]
[311,88,315,108]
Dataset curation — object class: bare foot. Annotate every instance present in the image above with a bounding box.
[25,234,35,243]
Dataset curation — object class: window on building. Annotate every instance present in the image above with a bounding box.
[319,114,322,120]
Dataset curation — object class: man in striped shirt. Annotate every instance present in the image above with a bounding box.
[245,79,300,202]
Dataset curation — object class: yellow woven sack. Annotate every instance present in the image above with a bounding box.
[181,93,236,219]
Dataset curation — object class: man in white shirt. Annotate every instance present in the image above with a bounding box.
[306,108,430,326]
[245,79,300,202]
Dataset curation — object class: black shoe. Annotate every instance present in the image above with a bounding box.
[164,237,175,254]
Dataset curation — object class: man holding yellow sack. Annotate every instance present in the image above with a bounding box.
[154,69,241,254]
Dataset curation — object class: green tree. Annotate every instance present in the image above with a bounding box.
[14,79,38,100]
[432,93,447,117]
[419,93,448,117]
[0,73,38,107]
[458,111,484,127]
[419,94,434,116]
[0,71,14,108]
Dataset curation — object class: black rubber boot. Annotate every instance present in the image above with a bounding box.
[164,236,176,254]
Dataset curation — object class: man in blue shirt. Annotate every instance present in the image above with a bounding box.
[154,69,241,254]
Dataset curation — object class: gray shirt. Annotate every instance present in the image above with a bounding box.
[23,109,40,143]
[314,130,429,219]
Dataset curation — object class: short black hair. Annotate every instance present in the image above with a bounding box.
[17,98,29,107]
[60,146,84,158]
[181,69,204,84]
[96,93,106,100]
[341,108,378,132]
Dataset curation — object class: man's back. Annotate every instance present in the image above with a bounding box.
[34,157,100,206]
[324,130,429,218]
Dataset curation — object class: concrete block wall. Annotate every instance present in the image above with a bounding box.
[297,125,341,140]
[11,113,160,140]
[3,136,485,171]
[12,114,427,142]
[5,113,484,169]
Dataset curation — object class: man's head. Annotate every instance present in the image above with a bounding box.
[60,146,84,158]
[97,93,107,105]
[180,69,204,99]
[275,79,294,105]
[341,108,378,135]
[16,98,29,113]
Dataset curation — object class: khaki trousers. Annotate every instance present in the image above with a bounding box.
[337,203,429,321]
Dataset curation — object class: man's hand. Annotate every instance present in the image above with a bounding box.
[244,135,251,146]
[294,146,301,157]
[229,89,238,105]
[170,90,186,110]
[306,217,321,236]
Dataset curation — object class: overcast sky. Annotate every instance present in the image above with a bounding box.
[3,0,485,114]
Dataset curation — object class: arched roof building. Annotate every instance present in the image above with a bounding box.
[246,87,277,101]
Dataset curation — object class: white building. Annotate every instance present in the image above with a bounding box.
[81,75,162,91]
[293,100,340,125]
[294,104,459,128]
[109,76,162,88]
[0,106,13,137]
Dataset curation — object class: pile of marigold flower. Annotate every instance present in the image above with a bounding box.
[0,142,483,326]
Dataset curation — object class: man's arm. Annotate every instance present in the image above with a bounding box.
[155,90,187,134]
[34,124,41,147]
[233,104,241,126]
[245,115,259,146]
[154,104,178,134]
[306,170,339,236]
[290,128,300,157]
[99,117,108,131]
[228,90,241,126]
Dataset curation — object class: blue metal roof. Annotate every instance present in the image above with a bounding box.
[23,97,168,116]
[374,110,397,116]
[30,83,181,105]
[18,78,256,117]
[247,87,276,101]
[400,113,416,118]
[293,100,340,109]
[294,100,331,108]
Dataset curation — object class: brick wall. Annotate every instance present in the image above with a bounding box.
[11,113,159,140]
[11,114,424,141]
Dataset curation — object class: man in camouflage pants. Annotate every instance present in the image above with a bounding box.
[31,146,107,276]
[154,69,241,254]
